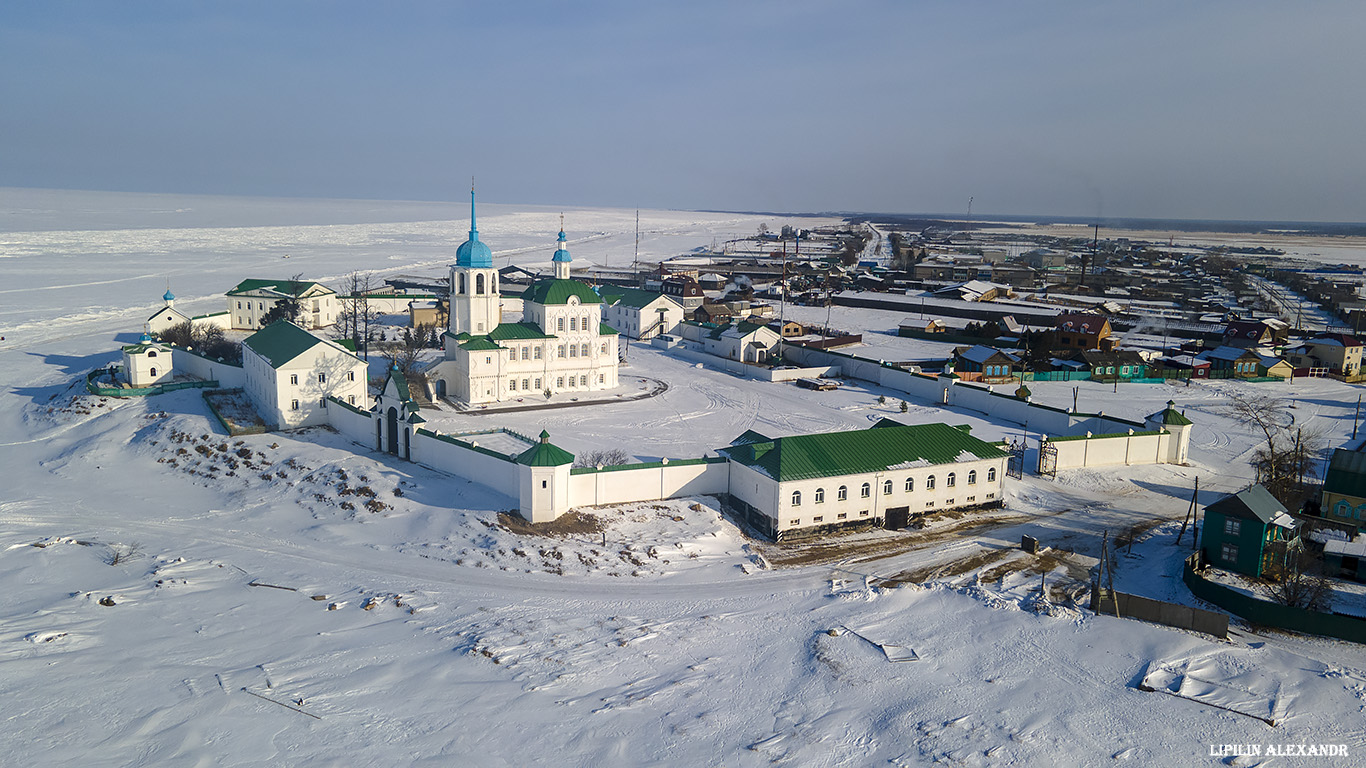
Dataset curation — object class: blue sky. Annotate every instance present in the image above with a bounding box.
[3,1,1364,221]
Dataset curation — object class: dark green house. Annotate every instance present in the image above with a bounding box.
[1200,484,1297,577]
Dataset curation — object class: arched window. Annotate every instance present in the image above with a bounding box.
[147,350,157,358]
[509,380,517,391]
[883,480,893,495]
[946,473,956,488]
[475,274,485,294]
[581,343,590,356]
[569,345,577,358]
[570,317,578,331]
[558,345,566,358]
[837,486,848,501]
[905,477,914,492]
[459,273,466,294]
[791,490,801,506]
[926,475,936,490]
[987,467,997,482]
[600,342,609,354]
[814,488,825,503]
[860,483,871,498]
[149,367,157,377]
[557,317,565,332]
[968,470,977,485]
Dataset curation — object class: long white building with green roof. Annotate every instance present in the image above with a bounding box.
[719,419,1010,538]
[428,193,619,405]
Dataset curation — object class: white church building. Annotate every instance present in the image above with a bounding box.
[428,193,619,405]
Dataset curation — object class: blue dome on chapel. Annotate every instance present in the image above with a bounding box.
[551,230,572,263]
[163,289,175,301]
[455,187,494,268]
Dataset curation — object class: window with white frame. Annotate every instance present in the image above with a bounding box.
[557,317,565,331]
[967,470,976,485]
[1220,542,1239,562]
[557,376,565,388]
[987,468,996,482]
[947,473,956,487]
[290,374,298,385]
[814,488,825,503]
[791,490,801,506]
[905,477,914,492]
[838,486,847,501]
[291,399,299,410]
[927,475,936,489]
[1223,518,1241,536]
[883,480,893,495]
[579,375,587,386]
[860,483,870,498]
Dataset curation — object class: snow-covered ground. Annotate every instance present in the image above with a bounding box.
[2,189,1365,766]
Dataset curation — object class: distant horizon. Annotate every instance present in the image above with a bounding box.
[6,185,1366,234]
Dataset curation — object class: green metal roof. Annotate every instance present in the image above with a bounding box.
[516,430,575,466]
[598,323,619,336]
[731,429,772,445]
[243,321,353,369]
[227,279,331,298]
[1148,400,1193,426]
[384,366,412,402]
[522,279,601,306]
[459,337,503,351]
[600,286,668,309]
[487,322,555,341]
[1204,484,1286,524]
[720,422,1008,482]
[1325,448,1366,499]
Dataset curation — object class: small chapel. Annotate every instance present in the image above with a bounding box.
[428,191,620,405]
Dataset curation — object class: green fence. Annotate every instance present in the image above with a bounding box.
[86,367,220,397]
[1183,553,1366,644]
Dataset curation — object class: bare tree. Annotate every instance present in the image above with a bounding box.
[383,323,431,377]
[573,448,632,468]
[1225,391,1326,506]
[1261,545,1332,611]
[336,272,380,360]
[158,320,240,363]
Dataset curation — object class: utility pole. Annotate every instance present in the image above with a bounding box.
[1354,394,1362,440]
[778,239,787,364]
[1176,476,1199,546]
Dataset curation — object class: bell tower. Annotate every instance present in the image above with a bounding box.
[449,184,501,336]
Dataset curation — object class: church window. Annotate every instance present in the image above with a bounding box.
[509,380,517,391]
[927,475,936,489]
[522,378,529,390]
[987,468,997,482]
[521,346,530,360]
[348,395,355,404]
[348,371,355,381]
[601,343,608,354]
[237,301,242,309]
[569,345,577,358]
[905,477,915,492]
[291,399,299,410]
[581,343,590,357]
[947,473,956,488]
[534,346,542,359]
[968,470,977,485]
[149,367,157,377]
[485,356,492,364]
[557,376,564,388]
[290,374,298,386]
[147,350,157,358]
[814,488,825,504]
[476,274,485,295]
[838,486,847,501]
[558,345,566,358]
[458,274,466,293]
[883,480,893,495]
[318,373,326,384]
[534,378,541,389]
[791,491,801,506]
[580,375,587,386]
[598,374,604,383]
[558,317,565,332]
[860,483,870,498]
[570,318,578,331]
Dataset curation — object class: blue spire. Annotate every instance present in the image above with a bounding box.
[455,182,493,268]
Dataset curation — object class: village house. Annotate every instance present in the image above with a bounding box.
[1052,313,1113,351]
[1198,345,1262,378]
[660,275,706,309]
[720,420,1009,539]
[1199,484,1298,578]
[1160,353,1211,379]
[1323,447,1366,533]
[770,319,805,338]
[227,279,339,331]
[677,319,782,363]
[1077,349,1148,381]
[1284,333,1363,378]
[1222,318,1289,349]
[599,286,684,340]
[952,345,1020,384]
[241,320,368,429]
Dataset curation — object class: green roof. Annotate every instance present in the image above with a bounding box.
[1204,484,1286,525]
[721,422,1008,482]
[227,279,331,298]
[335,338,357,352]
[487,322,555,341]
[599,323,619,336]
[243,321,353,368]
[600,286,668,309]
[516,430,575,466]
[523,279,601,306]
[121,341,169,354]
[459,337,503,351]
[1325,448,1366,499]
[1148,400,1193,426]
[384,366,412,402]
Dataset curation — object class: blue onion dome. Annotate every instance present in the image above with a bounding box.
[456,187,494,268]
[552,230,572,262]
[163,289,175,301]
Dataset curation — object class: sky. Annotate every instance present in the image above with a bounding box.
[2,1,1365,222]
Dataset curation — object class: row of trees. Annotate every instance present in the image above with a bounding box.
[159,321,241,363]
